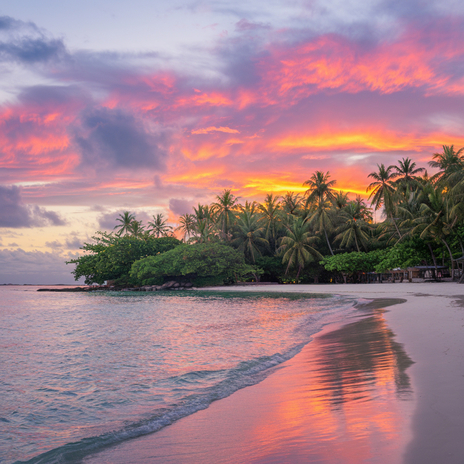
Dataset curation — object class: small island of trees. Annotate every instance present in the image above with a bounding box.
[68,145,464,287]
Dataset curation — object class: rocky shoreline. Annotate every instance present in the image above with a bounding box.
[37,281,194,292]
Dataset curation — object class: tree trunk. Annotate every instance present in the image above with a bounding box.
[390,213,403,240]
[441,238,455,280]
[354,233,360,253]
[324,228,334,256]
[427,243,438,280]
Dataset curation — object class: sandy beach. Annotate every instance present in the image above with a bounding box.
[83,283,464,464]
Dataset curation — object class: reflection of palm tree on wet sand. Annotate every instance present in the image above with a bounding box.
[311,309,414,407]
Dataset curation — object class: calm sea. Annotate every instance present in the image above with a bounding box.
[0,286,358,464]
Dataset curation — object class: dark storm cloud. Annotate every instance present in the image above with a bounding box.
[76,108,168,171]
[168,198,195,216]
[0,185,66,228]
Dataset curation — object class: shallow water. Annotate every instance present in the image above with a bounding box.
[0,287,357,464]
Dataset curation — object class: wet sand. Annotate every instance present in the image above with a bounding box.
[85,283,464,464]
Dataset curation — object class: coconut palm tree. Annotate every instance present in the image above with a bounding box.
[306,198,335,255]
[429,145,464,186]
[176,213,196,242]
[211,189,239,240]
[281,192,303,216]
[303,171,336,206]
[367,164,402,239]
[331,190,350,210]
[233,209,268,263]
[128,220,145,237]
[258,194,281,252]
[148,213,173,238]
[392,157,425,191]
[114,211,136,236]
[334,201,372,252]
[412,186,458,278]
[278,217,322,279]
[192,204,216,243]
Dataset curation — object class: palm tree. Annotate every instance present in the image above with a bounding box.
[211,189,239,240]
[114,211,136,236]
[429,145,464,185]
[281,192,303,216]
[258,194,281,252]
[192,204,216,243]
[392,157,425,191]
[331,190,349,210]
[334,201,371,252]
[278,217,322,280]
[128,220,145,237]
[367,164,402,239]
[233,209,268,263]
[303,171,336,206]
[176,213,196,242]
[413,185,458,278]
[307,198,335,255]
[148,213,173,238]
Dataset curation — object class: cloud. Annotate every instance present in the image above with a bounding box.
[0,15,67,64]
[192,126,240,134]
[168,198,195,216]
[65,237,83,249]
[0,248,82,284]
[0,185,66,227]
[45,240,63,249]
[75,108,168,171]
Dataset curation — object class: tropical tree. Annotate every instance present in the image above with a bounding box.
[334,201,372,252]
[303,171,336,206]
[258,194,281,252]
[176,213,196,242]
[233,209,269,263]
[148,213,173,238]
[192,204,216,243]
[128,220,145,237]
[412,186,458,278]
[278,217,322,279]
[392,157,425,191]
[114,211,136,236]
[367,164,402,240]
[307,198,335,255]
[281,192,303,216]
[331,190,350,210]
[211,189,239,240]
[429,145,464,186]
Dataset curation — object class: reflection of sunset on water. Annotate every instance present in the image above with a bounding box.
[240,310,414,463]
[85,308,415,464]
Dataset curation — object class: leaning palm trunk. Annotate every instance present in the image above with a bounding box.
[324,228,334,255]
[441,238,456,280]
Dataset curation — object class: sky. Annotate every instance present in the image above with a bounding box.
[1,0,464,283]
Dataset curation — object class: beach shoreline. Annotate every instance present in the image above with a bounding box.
[81,282,464,464]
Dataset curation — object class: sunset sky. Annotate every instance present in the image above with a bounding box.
[1,0,464,283]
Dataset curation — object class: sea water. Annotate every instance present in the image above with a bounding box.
[0,286,358,464]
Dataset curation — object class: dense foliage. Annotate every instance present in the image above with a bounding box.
[67,233,180,285]
[130,243,257,286]
[68,145,464,284]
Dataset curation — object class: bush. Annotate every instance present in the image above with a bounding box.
[130,242,258,286]
[67,233,180,285]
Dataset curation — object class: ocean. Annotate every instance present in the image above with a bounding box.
[0,286,359,464]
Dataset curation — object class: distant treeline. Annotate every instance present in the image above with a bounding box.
[68,145,464,285]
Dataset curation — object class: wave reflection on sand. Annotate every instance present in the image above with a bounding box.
[84,305,415,464]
